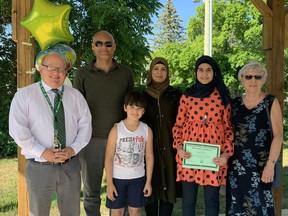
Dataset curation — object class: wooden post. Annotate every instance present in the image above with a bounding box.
[265,1,284,216]
[12,0,35,215]
[252,0,285,216]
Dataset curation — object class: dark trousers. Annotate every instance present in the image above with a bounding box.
[145,200,174,216]
[80,138,107,216]
[182,181,220,216]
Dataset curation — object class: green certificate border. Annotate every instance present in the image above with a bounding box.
[182,141,221,171]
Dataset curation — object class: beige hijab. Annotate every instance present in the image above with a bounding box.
[146,57,170,100]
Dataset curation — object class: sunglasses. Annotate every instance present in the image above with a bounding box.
[243,74,263,80]
[94,41,113,48]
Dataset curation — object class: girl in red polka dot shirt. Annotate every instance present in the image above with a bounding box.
[172,55,234,216]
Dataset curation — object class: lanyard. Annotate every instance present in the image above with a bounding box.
[39,82,64,117]
[39,82,64,149]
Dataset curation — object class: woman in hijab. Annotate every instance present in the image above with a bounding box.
[172,55,234,216]
[142,57,182,216]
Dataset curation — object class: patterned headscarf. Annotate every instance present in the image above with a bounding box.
[35,44,76,71]
[146,57,170,100]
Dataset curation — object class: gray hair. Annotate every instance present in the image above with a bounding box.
[238,62,268,82]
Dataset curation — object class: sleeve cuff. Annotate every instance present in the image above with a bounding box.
[30,144,46,158]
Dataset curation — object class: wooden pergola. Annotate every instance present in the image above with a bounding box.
[12,0,285,215]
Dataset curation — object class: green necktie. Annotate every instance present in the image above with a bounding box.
[52,89,66,149]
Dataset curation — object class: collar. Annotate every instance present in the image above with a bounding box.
[89,59,118,72]
[40,80,63,92]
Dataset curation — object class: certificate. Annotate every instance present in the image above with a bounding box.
[182,141,220,171]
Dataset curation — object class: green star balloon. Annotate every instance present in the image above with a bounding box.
[20,0,74,50]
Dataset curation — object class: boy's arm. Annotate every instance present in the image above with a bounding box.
[104,125,118,201]
[144,127,154,197]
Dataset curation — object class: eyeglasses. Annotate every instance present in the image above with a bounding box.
[94,41,113,48]
[243,74,263,80]
[41,64,66,73]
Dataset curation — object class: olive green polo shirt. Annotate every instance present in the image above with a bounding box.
[74,59,134,138]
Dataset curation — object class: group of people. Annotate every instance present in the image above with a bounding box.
[9,29,283,216]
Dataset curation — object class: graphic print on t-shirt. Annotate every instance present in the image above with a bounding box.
[115,136,145,167]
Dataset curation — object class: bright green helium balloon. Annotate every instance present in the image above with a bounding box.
[20,0,74,50]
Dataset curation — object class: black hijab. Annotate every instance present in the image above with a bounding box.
[184,55,231,107]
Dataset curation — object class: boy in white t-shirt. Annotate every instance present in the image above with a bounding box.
[105,90,154,216]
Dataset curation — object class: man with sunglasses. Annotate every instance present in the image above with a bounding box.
[74,30,134,216]
[9,44,92,216]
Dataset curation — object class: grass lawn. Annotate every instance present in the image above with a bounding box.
[1,144,287,215]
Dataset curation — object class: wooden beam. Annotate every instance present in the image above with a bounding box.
[252,0,273,50]
[251,0,273,17]
[253,0,285,215]
[263,16,273,49]
[12,0,35,215]
[11,0,17,42]
[284,7,288,48]
[264,0,284,215]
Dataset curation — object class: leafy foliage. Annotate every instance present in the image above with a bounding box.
[154,0,265,95]
[55,0,162,84]
[0,1,17,156]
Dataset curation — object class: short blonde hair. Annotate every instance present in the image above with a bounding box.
[238,62,267,82]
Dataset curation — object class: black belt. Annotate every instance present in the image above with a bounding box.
[28,156,75,166]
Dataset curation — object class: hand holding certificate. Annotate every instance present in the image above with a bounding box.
[182,141,221,171]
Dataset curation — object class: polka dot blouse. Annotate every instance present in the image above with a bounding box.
[172,89,234,186]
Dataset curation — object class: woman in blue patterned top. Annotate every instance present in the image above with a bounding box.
[226,62,283,216]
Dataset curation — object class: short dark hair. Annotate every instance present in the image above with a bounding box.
[124,91,147,109]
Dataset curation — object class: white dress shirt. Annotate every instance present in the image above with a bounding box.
[9,81,92,161]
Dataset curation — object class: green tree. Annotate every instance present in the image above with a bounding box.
[155,0,265,93]
[152,0,185,49]
[55,0,161,84]
[0,0,17,156]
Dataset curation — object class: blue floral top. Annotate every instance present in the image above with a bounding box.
[226,94,275,216]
